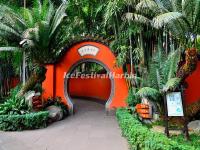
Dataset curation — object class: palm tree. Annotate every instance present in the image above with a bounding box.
[0,0,67,94]
[136,0,200,47]
[104,0,142,77]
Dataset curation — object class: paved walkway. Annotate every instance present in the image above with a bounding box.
[0,98,128,150]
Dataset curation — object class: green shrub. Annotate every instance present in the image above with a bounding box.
[0,85,30,115]
[126,88,140,107]
[0,111,49,131]
[0,96,30,115]
[116,108,196,150]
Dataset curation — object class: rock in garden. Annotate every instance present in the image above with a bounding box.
[188,120,200,132]
[46,105,63,122]
[24,91,36,107]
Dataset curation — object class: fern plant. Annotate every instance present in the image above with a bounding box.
[136,87,160,102]
[163,77,181,92]
[142,45,181,91]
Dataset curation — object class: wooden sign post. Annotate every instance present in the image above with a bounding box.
[163,85,190,140]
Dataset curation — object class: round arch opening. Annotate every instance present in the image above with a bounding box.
[64,59,114,112]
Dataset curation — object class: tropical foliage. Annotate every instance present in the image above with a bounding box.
[0,86,29,115]
[141,48,181,90]
[0,0,67,63]
[0,0,199,119]
[0,0,69,131]
[0,0,69,95]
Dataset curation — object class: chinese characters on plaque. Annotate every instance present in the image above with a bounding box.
[166,92,184,117]
[78,45,99,56]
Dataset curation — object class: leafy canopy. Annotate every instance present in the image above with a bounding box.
[0,0,67,63]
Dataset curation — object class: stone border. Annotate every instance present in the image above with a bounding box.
[64,58,115,114]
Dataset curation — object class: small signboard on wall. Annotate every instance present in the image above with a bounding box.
[78,45,99,56]
[166,92,184,117]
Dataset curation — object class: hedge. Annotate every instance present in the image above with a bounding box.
[0,111,49,131]
[116,108,197,150]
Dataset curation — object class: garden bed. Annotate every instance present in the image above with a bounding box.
[116,108,198,150]
[0,111,49,131]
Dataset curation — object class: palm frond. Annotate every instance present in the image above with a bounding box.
[133,47,144,63]
[35,21,50,47]
[136,87,160,101]
[133,13,152,25]
[41,0,49,19]
[163,77,181,92]
[104,0,127,25]
[23,8,34,27]
[32,0,43,22]
[182,0,200,30]
[155,0,173,11]
[136,0,158,11]
[124,12,134,21]
[34,0,42,16]
[193,0,200,30]
[50,2,67,37]
[0,23,22,38]
[46,1,55,22]
[0,5,27,31]
[171,0,183,12]
[163,50,181,81]
[166,18,189,38]
[152,12,183,28]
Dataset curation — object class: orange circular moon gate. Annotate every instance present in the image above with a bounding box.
[42,41,129,113]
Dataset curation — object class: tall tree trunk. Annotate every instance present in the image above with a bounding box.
[19,64,47,96]
[128,6,134,87]
[22,51,26,85]
[140,31,145,65]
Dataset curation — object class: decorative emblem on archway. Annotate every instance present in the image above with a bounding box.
[43,41,128,114]
[78,45,99,56]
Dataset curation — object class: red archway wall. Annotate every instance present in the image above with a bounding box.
[69,77,111,101]
[43,41,129,111]
[184,61,200,105]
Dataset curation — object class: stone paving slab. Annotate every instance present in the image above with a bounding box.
[0,99,129,150]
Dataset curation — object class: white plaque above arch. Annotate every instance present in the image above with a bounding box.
[78,45,99,56]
